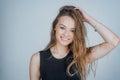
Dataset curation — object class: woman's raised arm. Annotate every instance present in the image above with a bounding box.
[76,7,120,63]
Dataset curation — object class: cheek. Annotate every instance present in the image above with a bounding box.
[55,29,62,39]
[70,33,74,39]
[55,29,64,36]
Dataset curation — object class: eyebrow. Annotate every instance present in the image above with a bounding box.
[59,24,76,29]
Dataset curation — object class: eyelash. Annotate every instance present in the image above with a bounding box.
[60,26,75,33]
[71,30,75,32]
[60,26,65,29]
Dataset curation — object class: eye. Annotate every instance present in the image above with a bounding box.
[60,26,65,29]
[71,29,75,33]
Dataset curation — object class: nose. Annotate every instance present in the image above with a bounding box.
[64,30,69,37]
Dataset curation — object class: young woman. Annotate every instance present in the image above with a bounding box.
[29,6,120,80]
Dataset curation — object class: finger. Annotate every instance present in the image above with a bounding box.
[74,7,82,11]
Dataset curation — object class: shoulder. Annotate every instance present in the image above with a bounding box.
[30,49,48,63]
[30,51,40,66]
[31,52,40,60]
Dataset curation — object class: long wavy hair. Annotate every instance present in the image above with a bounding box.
[45,5,92,80]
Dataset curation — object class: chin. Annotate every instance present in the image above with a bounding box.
[59,41,72,46]
[60,43,69,46]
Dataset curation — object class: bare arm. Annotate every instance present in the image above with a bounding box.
[76,7,120,63]
[29,52,40,80]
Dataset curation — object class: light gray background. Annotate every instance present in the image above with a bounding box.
[0,0,120,80]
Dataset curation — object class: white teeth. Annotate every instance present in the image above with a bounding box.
[61,36,68,41]
[62,38,68,40]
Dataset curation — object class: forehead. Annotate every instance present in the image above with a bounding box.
[57,16,75,29]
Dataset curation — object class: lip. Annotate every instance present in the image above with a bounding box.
[60,36,69,41]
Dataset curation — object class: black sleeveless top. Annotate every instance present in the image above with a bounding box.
[39,49,80,80]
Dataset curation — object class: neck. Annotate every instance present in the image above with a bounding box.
[53,43,69,54]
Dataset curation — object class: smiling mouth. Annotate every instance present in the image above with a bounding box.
[60,36,69,41]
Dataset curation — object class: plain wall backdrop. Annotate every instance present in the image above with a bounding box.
[0,0,120,80]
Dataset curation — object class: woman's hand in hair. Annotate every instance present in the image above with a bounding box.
[75,7,91,23]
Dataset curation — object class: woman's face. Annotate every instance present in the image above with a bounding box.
[54,16,75,46]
